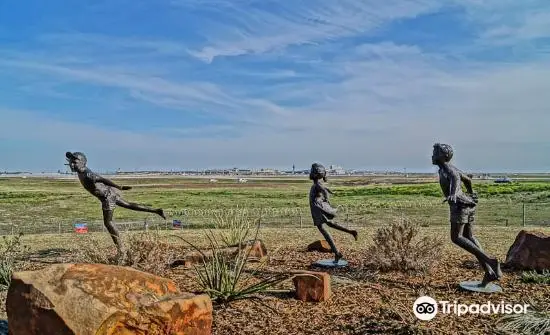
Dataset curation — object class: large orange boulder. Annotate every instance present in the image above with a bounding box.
[504,230,550,271]
[292,271,331,302]
[6,263,212,335]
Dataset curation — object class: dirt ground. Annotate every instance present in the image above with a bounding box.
[3,226,550,335]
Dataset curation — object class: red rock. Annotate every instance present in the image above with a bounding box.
[236,239,268,260]
[292,271,331,302]
[505,230,550,271]
[307,240,332,253]
[181,250,210,268]
[6,263,212,335]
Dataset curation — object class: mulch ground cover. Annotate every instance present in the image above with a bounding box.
[2,226,549,334]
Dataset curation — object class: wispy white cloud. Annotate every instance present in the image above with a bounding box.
[4,49,550,173]
[2,0,550,172]
[183,0,444,62]
[479,12,550,50]
[180,0,550,62]
[0,58,290,119]
[38,33,190,58]
[462,0,550,46]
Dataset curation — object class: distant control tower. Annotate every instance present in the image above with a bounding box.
[292,164,295,174]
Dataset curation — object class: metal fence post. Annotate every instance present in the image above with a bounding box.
[522,203,526,227]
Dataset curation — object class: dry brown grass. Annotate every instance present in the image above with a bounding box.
[72,231,180,277]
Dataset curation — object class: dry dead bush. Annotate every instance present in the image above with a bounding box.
[73,236,111,265]
[123,232,179,276]
[74,232,178,277]
[365,218,443,273]
[0,233,30,290]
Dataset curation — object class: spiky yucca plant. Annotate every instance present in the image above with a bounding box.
[213,207,255,247]
[174,223,295,304]
[496,300,550,335]
[521,270,550,284]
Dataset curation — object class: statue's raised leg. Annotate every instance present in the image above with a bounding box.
[115,199,166,219]
[325,221,358,241]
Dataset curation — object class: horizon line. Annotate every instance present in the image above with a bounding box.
[1,169,549,175]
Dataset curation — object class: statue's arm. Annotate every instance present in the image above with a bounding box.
[460,172,474,194]
[313,185,337,217]
[320,186,331,200]
[95,175,130,190]
[318,201,337,217]
[459,171,478,203]
[447,167,461,203]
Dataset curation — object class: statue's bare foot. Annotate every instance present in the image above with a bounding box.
[480,270,498,287]
[487,258,503,279]
[157,209,166,220]
[334,252,343,263]
[351,230,358,241]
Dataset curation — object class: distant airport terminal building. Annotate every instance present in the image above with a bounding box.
[328,165,346,175]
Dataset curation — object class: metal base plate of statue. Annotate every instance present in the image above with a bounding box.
[459,280,502,293]
[312,258,348,268]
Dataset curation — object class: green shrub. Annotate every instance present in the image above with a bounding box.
[521,270,550,284]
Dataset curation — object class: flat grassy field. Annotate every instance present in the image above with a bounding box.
[1,175,550,334]
[1,175,550,234]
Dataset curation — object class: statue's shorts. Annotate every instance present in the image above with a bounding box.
[98,187,121,211]
[450,204,476,225]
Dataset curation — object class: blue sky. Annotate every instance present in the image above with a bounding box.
[1,0,550,172]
